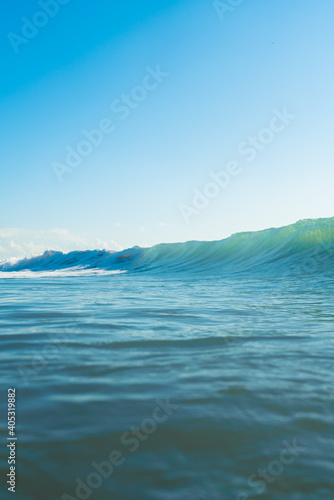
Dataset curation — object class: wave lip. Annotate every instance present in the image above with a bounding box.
[0,218,333,276]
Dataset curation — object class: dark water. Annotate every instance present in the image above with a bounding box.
[1,271,334,500]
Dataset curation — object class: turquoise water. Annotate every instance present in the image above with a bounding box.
[1,219,334,499]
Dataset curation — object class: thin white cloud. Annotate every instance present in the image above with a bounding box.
[0,228,123,261]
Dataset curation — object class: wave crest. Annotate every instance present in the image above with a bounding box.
[1,218,333,276]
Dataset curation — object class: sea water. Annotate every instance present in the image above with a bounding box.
[0,219,334,500]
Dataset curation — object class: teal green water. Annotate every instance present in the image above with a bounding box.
[0,219,334,499]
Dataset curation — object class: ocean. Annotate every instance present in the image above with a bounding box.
[1,218,334,500]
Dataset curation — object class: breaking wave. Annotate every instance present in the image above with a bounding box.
[1,218,333,277]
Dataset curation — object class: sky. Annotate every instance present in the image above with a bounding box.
[1,0,334,259]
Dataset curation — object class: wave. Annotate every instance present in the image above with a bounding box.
[1,218,333,276]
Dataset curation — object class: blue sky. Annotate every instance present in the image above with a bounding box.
[1,0,334,259]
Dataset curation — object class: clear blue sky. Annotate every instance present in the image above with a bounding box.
[1,0,334,259]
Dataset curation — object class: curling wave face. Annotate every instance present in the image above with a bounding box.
[1,218,333,276]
